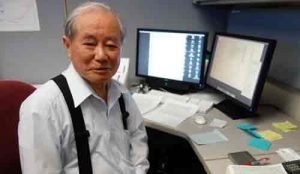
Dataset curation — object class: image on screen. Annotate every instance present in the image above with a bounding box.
[206,33,276,118]
[136,28,207,89]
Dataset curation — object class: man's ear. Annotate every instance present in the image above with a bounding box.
[62,36,72,58]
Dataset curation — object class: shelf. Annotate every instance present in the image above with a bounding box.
[193,0,300,6]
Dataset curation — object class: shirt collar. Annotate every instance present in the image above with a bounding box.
[62,63,128,108]
[107,79,128,109]
[62,64,93,108]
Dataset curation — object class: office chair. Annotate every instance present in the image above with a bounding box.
[0,80,36,174]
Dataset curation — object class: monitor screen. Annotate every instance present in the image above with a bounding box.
[206,33,276,119]
[136,28,208,93]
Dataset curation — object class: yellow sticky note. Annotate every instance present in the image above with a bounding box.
[257,130,282,141]
[272,121,297,133]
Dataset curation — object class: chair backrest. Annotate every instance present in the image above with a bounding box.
[0,80,36,174]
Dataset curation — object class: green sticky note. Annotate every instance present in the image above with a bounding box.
[248,137,271,151]
[246,130,262,138]
[257,130,282,141]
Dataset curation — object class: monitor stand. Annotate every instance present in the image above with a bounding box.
[149,85,189,94]
[214,100,257,120]
[146,78,190,94]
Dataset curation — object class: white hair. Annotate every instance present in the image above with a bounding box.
[64,2,125,42]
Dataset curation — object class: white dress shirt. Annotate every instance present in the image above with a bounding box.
[18,64,149,174]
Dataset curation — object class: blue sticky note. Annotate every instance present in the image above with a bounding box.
[236,123,256,131]
[248,137,271,151]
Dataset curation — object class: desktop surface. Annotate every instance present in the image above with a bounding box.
[141,92,300,174]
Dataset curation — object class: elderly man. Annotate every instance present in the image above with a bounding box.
[18,2,149,174]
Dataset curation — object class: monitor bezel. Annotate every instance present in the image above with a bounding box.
[135,28,208,92]
[206,32,276,113]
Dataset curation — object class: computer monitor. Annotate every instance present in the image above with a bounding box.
[136,28,208,93]
[206,33,276,119]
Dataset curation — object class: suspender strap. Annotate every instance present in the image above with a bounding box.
[52,75,93,174]
[118,94,129,130]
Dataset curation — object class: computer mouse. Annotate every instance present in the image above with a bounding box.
[194,115,206,125]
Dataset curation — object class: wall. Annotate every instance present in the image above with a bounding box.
[227,7,300,90]
[0,0,228,85]
[0,0,67,84]
[262,79,300,121]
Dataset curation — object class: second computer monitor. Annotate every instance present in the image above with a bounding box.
[136,28,208,93]
[206,33,276,119]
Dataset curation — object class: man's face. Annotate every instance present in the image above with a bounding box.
[63,9,122,87]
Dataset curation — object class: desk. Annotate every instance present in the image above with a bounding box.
[205,153,290,174]
[144,105,300,174]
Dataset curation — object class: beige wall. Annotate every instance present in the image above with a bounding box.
[261,78,300,121]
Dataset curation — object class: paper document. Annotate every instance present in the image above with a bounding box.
[189,129,228,145]
[226,164,288,174]
[198,100,214,113]
[187,91,224,104]
[148,89,190,102]
[276,148,300,162]
[0,0,40,31]
[143,99,198,127]
[188,98,214,113]
[132,93,162,114]
[210,118,227,128]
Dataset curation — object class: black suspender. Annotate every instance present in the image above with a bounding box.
[53,75,93,174]
[52,74,129,174]
[118,94,129,130]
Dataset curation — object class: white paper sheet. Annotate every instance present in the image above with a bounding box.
[276,148,300,162]
[143,99,198,127]
[188,91,224,105]
[187,98,214,113]
[0,0,40,31]
[132,93,162,114]
[226,164,288,174]
[209,118,228,128]
[148,89,190,102]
